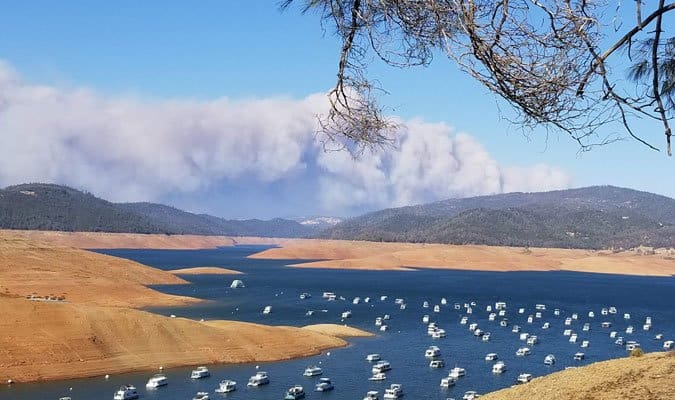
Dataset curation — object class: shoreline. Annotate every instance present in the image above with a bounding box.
[3,230,674,277]
[0,232,371,384]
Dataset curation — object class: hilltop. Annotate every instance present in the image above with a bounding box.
[321,186,675,249]
[0,183,316,238]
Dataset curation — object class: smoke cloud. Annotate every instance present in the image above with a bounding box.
[0,61,572,215]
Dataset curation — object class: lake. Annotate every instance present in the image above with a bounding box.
[4,245,674,400]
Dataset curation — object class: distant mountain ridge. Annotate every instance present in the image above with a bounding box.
[0,183,316,238]
[320,186,675,249]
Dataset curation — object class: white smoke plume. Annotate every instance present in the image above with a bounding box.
[0,60,572,214]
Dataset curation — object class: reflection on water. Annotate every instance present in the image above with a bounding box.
[3,245,674,400]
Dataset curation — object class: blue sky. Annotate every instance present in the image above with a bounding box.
[0,2,672,218]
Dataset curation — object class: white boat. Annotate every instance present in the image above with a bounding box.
[440,376,456,387]
[515,347,531,356]
[146,374,168,389]
[609,307,617,314]
[527,315,534,324]
[481,332,491,341]
[372,361,392,374]
[284,385,306,400]
[500,319,508,327]
[488,313,496,321]
[247,371,270,387]
[262,305,272,314]
[572,313,578,320]
[383,383,403,399]
[363,390,380,400]
[484,353,498,361]
[113,385,139,400]
[380,324,389,332]
[229,279,245,288]
[369,372,387,381]
[434,305,441,313]
[626,326,634,334]
[303,366,323,376]
[526,335,538,345]
[353,297,361,304]
[314,377,334,392]
[582,323,590,331]
[517,373,533,384]
[364,297,371,303]
[375,317,383,326]
[422,314,430,324]
[305,310,314,316]
[380,295,388,301]
[399,303,406,310]
[512,325,521,333]
[564,318,572,326]
[366,353,381,362]
[588,311,595,318]
[626,341,641,351]
[535,312,542,319]
[432,329,446,338]
[544,354,556,365]
[624,313,631,320]
[429,359,445,368]
[601,321,612,328]
[542,322,550,329]
[214,380,237,393]
[664,340,674,350]
[383,314,391,320]
[492,361,506,374]
[463,391,481,400]
[449,366,466,378]
[518,308,525,314]
[581,340,590,348]
[300,292,311,299]
[563,329,572,336]
[473,328,484,337]
[646,316,652,324]
[341,310,352,319]
[454,303,461,310]
[574,352,585,360]
[610,331,618,338]
[535,304,546,310]
[193,392,209,400]
[569,333,578,343]
[191,366,210,379]
[441,298,448,305]
[460,317,468,325]
[601,308,608,315]
[554,308,560,316]
[423,301,430,308]
[466,306,473,314]
[615,336,625,346]
[469,323,478,332]
[498,309,506,317]
[519,332,530,341]
[655,333,664,340]
[425,346,441,358]
[495,302,507,310]
[643,324,651,331]
[322,292,335,299]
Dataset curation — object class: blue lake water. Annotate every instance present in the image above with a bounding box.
[3,245,674,400]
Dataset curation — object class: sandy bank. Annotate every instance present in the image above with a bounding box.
[169,266,242,275]
[302,324,375,338]
[0,229,241,249]
[251,240,675,277]
[0,229,293,249]
[481,352,675,400]
[0,235,198,308]
[0,297,367,383]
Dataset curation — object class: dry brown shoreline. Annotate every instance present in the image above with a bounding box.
[0,232,371,384]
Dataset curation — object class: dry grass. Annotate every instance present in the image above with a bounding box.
[481,352,675,400]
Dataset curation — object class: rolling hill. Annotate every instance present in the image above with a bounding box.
[0,183,315,237]
[320,186,675,249]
